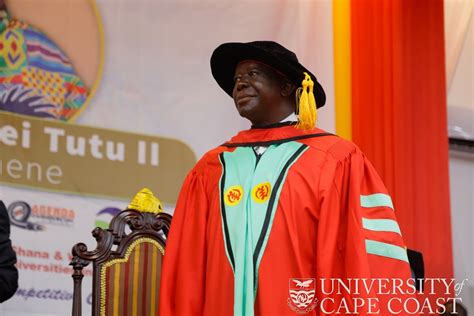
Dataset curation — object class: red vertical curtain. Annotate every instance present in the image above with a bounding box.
[350,0,453,285]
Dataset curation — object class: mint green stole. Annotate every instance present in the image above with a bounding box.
[218,142,308,316]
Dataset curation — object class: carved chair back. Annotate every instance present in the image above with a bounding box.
[70,189,171,316]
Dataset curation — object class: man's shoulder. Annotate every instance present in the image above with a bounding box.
[301,130,359,162]
[191,146,228,174]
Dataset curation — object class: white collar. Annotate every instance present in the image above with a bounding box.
[280,113,298,123]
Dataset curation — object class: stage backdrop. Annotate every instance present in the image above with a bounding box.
[0,0,335,315]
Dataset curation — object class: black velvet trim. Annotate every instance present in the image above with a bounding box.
[223,132,333,148]
[250,121,297,129]
[218,153,235,270]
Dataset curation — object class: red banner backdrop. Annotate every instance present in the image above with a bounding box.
[350,0,453,284]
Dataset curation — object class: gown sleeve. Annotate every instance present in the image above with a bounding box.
[158,168,209,316]
[317,146,415,315]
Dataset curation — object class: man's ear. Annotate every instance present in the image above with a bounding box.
[281,81,295,97]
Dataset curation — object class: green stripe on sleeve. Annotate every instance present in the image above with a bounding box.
[365,239,408,263]
[362,218,401,235]
[360,193,394,209]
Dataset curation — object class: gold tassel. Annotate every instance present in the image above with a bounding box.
[295,72,317,130]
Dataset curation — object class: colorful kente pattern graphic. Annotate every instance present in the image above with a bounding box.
[0,11,88,121]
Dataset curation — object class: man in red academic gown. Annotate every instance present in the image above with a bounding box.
[159,41,415,315]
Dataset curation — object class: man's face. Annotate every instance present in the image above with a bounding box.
[232,61,288,126]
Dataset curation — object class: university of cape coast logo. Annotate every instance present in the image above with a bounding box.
[287,278,318,314]
[251,182,271,203]
[224,185,243,206]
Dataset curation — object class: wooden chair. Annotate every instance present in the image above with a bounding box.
[70,189,172,316]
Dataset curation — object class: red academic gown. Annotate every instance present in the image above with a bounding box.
[159,125,415,316]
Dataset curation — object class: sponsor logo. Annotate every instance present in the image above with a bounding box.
[251,182,271,203]
[95,207,121,229]
[224,185,244,206]
[287,278,317,314]
[6,200,75,231]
